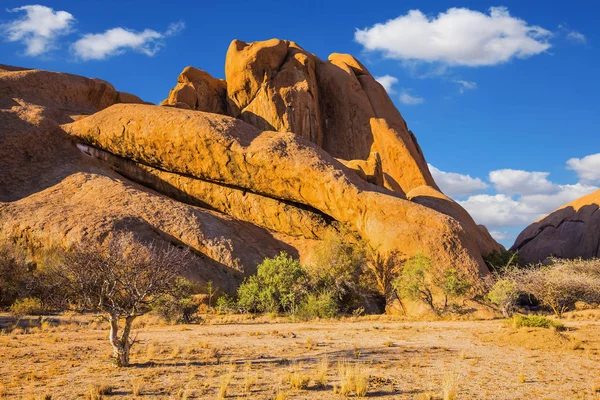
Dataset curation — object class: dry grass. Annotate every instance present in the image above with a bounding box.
[1,312,599,398]
[442,372,458,400]
[312,358,329,387]
[288,365,310,390]
[334,362,368,397]
[130,377,143,396]
[218,371,233,399]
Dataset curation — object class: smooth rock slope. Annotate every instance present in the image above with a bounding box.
[512,189,600,263]
[1,39,502,300]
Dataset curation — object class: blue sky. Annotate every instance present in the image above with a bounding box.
[2,0,599,247]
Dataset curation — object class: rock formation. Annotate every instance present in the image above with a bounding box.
[1,39,502,302]
[512,189,600,263]
[162,39,500,258]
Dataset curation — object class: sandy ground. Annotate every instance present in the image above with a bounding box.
[1,313,599,399]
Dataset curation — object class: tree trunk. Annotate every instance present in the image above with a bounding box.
[108,314,135,367]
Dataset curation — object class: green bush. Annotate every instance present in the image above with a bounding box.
[392,253,472,314]
[297,291,338,320]
[483,250,520,273]
[512,314,564,330]
[307,231,382,313]
[10,297,46,317]
[237,252,307,314]
[487,279,519,317]
[215,294,237,314]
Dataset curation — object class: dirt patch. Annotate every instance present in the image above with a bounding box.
[1,315,599,399]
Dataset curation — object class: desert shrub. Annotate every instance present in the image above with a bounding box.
[0,242,34,308]
[152,277,200,324]
[307,231,382,313]
[393,253,436,310]
[392,253,472,314]
[440,268,472,300]
[9,297,46,317]
[364,250,403,303]
[297,291,338,320]
[483,250,520,273]
[487,279,520,317]
[216,294,238,314]
[512,314,564,330]
[237,252,307,314]
[507,259,600,317]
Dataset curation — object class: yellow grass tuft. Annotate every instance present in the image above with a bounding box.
[442,372,458,400]
[313,358,329,387]
[289,365,310,390]
[218,372,233,399]
[131,377,143,396]
[336,361,368,397]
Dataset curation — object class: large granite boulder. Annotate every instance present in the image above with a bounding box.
[512,190,600,263]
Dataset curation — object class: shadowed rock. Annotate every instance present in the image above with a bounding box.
[512,190,600,263]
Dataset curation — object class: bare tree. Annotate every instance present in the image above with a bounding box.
[507,258,600,317]
[48,234,190,367]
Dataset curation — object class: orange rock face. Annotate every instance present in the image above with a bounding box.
[0,65,303,293]
[512,190,600,263]
[1,39,502,302]
[217,39,500,256]
[64,104,489,278]
[161,66,227,114]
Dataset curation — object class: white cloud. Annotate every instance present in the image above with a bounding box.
[355,7,551,66]
[489,230,510,241]
[2,5,75,56]
[567,31,586,43]
[566,153,600,183]
[399,89,424,105]
[73,27,164,60]
[518,183,598,215]
[165,21,185,37]
[429,164,488,197]
[459,194,530,227]
[454,80,477,94]
[489,169,556,195]
[375,75,398,93]
[459,183,598,228]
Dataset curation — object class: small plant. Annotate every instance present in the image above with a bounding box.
[518,369,526,384]
[512,314,564,330]
[296,291,338,320]
[289,365,310,390]
[87,384,114,400]
[353,345,361,359]
[237,252,307,314]
[442,372,458,400]
[215,294,237,314]
[336,362,368,397]
[487,279,519,317]
[305,337,314,350]
[219,372,232,399]
[243,363,257,394]
[392,253,471,314]
[313,358,329,387]
[131,377,143,396]
[9,297,46,318]
[275,389,288,400]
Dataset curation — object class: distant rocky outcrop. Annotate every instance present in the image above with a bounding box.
[1,39,501,302]
[512,190,600,263]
